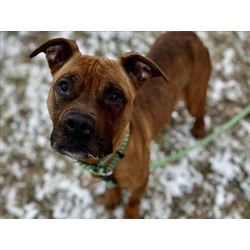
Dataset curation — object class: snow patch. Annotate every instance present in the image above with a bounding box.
[210,149,241,185]
[158,159,203,204]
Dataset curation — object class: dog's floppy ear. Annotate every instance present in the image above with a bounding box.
[120,52,169,89]
[30,38,81,75]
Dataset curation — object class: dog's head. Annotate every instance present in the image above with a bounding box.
[30,37,168,164]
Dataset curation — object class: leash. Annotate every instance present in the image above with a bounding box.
[150,104,250,170]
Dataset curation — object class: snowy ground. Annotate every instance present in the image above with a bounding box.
[1,31,250,218]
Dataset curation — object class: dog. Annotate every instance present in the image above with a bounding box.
[30,32,211,218]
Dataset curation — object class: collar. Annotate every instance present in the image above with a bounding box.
[74,129,130,188]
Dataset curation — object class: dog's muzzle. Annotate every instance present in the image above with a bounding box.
[50,111,113,161]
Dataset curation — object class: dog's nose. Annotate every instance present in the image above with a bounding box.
[64,112,95,135]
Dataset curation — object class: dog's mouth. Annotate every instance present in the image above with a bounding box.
[58,148,113,164]
[50,131,114,163]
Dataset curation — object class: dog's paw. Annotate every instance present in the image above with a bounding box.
[124,205,140,219]
[191,126,205,139]
[104,188,121,209]
[191,117,205,139]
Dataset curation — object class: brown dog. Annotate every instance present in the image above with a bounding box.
[30,32,211,218]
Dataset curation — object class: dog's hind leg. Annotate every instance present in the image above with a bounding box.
[185,79,208,139]
[184,76,209,139]
[184,53,211,139]
[187,92,207,139]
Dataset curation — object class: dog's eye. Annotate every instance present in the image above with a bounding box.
[57,80,69,93]
[102,86,127,109]
[109,90,123,104]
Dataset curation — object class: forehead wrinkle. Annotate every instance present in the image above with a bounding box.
[90,59,99,82]
[78,57,109,101]
[88,57,116,86]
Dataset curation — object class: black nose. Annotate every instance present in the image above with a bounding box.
[64,112,95,136]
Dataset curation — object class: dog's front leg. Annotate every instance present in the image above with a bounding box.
[124,179,148,219]
[104,187,121,209]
